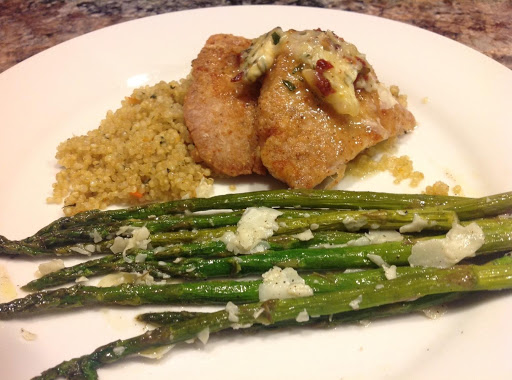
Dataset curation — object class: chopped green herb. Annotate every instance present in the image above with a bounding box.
[292,63,305,74]
[282,80,296,92]
[271,32,281,45]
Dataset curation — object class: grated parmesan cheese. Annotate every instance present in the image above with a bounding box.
[69,245,92,256]
[347,230,403,246]
[226,301,240,323]
[383,265,397,280]
[197,327,210,345]
[296,309,310,322]
[310,223,319,230]
[110,226,151,256]
[113,346,126,356]
[342,216,367,231]
[37,259,65,277]
[349,295,363,310]
[220,207,282,254]
[408,222,485,268]
[84,244,96,253]
[367,254,397,280]
[259,267,313,301]
[90,229,103,243]
[292,229,314,241]
[399,214,429,233]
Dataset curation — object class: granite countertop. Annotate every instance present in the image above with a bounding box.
[1,0,511,73]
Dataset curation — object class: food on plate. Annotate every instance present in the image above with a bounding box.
[185,28,415,188]
[184,34,266,176]
[1,189,512,379]
[48,27,419,215]
[28,251,512,380]
[3,24,492,379]
[345,137,425,187]
[252,29,416,188]
[47,80,212,216]
[424,180,463,196]
[345,144,463,196]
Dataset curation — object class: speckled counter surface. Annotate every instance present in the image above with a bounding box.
[1,0,511,73]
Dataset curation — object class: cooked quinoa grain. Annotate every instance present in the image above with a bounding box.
[424,181,450,196]
[424,181,464,196]
[47,79,212,216]
[346,138,424,187]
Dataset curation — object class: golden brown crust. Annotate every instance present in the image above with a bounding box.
[257,49,416,188]
[184,34,265,177]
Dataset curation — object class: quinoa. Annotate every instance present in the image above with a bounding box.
[345,138,424,187]
[424,181,450,196]
[47,78,212,216]
[424,181,463,196]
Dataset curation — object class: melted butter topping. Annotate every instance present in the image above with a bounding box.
[240,27,285,82]
[239,28,397,117]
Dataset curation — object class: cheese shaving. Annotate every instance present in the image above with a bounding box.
[408,222,485,268]
[220,207,282,254]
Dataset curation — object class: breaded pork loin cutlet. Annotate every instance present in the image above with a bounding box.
[257,44,416,188]
[183,34,265,177]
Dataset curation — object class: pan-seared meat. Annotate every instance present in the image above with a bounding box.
[185,29,416,188]
[257,49,416,188]
[184,34,265,177]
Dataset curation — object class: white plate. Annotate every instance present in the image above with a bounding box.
[1,5,511,380]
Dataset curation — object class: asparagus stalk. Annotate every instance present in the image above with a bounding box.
[13,254,509,321]
[21,209,331,250]
[1,265,431,318]
[4,189,510,257]
[118,208,456,248]
[32,258,512,380]
[22,241,408,291]
[138,310,204,325]
[65,215,509,261]
[445,191,512,220]
[34,189,472,236]
[85,230,364,260]
[146,230,364,259]
[22,217,512,291]
[14,229,366,258]
[2,208,456,258]
[137,254,512,326]
[137,292,463,327]
[18,230,370,291]
[12,230,366,291]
